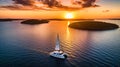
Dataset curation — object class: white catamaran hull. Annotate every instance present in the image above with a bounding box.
[50,51,67,59]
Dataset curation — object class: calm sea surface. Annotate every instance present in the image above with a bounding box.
[0,20,120,67]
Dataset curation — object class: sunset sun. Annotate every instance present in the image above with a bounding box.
[65,13,74,19]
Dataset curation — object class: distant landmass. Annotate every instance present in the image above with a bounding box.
[69,21,119,31]
[0,18,120,22]
[0,19,23,21]
[48,18,120,20]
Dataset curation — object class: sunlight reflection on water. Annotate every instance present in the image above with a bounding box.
[0,20,120,67]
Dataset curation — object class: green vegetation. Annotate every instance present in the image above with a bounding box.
[69,21,119,31]
[21,19,49,24]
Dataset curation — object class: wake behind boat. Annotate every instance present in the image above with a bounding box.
[50,34,67,59]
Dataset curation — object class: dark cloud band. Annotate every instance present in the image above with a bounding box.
[1,0,99,10]
[12,0,35,6]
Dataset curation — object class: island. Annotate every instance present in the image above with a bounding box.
[21,19,49,25]
[69,21,119,31]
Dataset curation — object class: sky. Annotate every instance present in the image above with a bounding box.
[0,0,120,19]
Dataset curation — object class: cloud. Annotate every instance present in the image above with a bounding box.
[40,0,62,7]
[102,10,110,13]
[0,5,37,10]
[81,0,96,7]
[12,0,35,6]
[0,0,99,11]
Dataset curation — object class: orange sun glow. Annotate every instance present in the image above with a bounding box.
[65,13,74,19]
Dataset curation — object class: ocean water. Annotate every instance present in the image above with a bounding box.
[0,20,120,67]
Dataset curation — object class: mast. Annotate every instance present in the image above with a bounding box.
[55,34,60,51]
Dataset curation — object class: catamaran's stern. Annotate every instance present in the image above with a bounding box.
[50,51,67,59]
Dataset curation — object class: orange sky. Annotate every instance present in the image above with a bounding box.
[0,7,119,19]
[0,0,120,19]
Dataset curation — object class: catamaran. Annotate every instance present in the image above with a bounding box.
[50,34,67,59]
